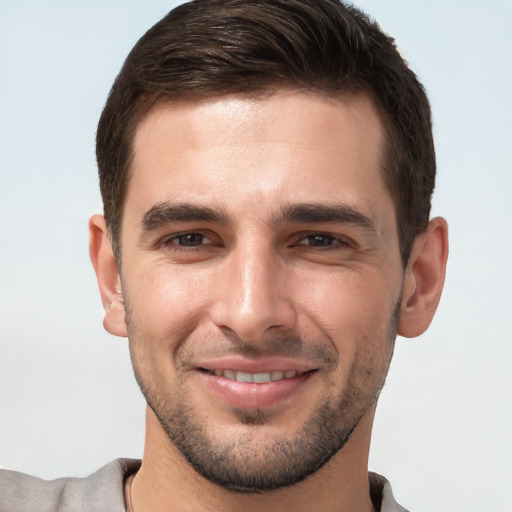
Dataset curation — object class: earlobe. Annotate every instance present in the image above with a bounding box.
[89,214,128,337]
[398,217,449,338]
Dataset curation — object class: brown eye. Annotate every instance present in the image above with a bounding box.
[174,233,208,246]
[296,233,351,249]
[303,234,335,247]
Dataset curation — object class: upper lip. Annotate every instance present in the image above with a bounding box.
[194,356,318,374]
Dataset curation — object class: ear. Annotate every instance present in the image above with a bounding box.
[89,214,128,337]
[398,217,449,338]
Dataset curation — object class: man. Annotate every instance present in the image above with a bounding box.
[0,0,448,510]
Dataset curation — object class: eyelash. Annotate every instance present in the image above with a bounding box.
[160,231,352,252]
[161,232,217,250]
[294,233,351,249]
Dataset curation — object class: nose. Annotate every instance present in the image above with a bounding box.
[209,243,298,342]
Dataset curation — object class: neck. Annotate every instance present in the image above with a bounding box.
[130,407,377,512]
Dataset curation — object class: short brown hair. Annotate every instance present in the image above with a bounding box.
[96,0,435,265]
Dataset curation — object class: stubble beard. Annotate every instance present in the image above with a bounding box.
[145,376,374,493]
[126,297,401,493]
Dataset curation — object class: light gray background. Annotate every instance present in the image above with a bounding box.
[1,1,511,511]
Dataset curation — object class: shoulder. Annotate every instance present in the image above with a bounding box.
[369,472,410,512]
[0,458,141,512]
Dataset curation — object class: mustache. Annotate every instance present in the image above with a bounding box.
[175,331,336,366]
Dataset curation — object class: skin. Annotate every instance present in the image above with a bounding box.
[90,90,448,512]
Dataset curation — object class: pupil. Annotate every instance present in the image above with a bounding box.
[309,235,332,246]
[180,234,203,246]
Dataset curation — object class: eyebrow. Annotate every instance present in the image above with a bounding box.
[142,202,228,231]
[273,203,377,233]
[141,201,377,234]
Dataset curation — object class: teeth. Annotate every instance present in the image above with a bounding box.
[236,371,253,383]
[253,372,270,383]
[212,369,298,382]
[224,369,236,380]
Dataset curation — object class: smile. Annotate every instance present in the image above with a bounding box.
[198,366,316,409]
[208,369,301,383]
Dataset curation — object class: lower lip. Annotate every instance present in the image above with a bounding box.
[201,371,313,409]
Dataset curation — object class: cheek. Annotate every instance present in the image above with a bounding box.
[123,262,215,344]
[300,267,397,322]
[295,267,400,355]
[303,274,398,401]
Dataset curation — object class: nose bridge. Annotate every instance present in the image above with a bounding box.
[212,236,296,340]
[238,241,274,317]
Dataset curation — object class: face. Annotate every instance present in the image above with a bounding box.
[119,91,404,491]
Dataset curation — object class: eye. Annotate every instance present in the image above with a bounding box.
[297,234,349,248]
[300,234,335,247]
[174,233,209,246]
[163,232,215,249]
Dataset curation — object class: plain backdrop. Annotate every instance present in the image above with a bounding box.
[1,1,511,511]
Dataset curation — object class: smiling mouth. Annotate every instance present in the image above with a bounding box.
[197,366,318,409]
[200,369,314,383]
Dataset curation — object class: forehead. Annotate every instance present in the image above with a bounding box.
[127,90,390,224]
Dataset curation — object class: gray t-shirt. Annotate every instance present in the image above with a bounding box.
[0,459,409,511]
